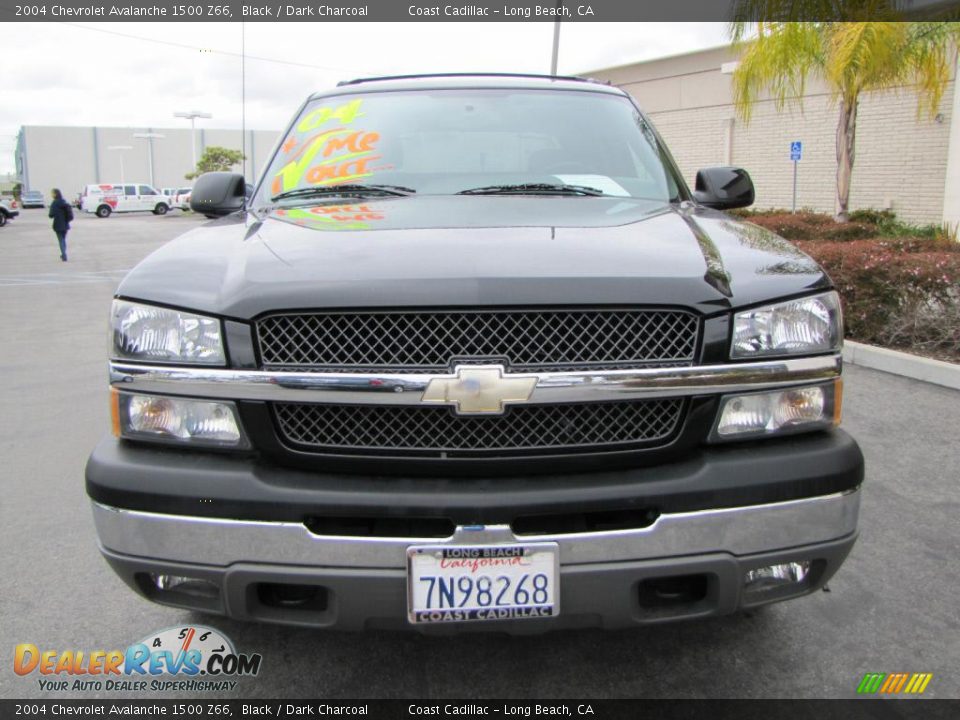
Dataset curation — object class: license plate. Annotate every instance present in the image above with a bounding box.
[407,543,559,624]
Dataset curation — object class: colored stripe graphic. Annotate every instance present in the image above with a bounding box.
[858,672,932,694]
[909,673,933,694]
[857,673,885,694]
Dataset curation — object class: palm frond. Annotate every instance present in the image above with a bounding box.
[826,22,908,102]
[900,22,960,117]
[728,0,903,25]
[731,22,824,121]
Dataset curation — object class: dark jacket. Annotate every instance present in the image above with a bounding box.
[49,198,73,233]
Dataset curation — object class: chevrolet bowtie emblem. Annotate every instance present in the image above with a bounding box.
[421,365,538,415]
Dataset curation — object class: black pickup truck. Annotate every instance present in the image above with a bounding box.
[87,74,863,631]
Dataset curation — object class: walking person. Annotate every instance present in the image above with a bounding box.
[48,188,73,262]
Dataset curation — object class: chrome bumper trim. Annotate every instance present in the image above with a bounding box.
[108,355,841,405]
[91,489,860,569]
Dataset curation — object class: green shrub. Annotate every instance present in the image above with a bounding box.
[743,212,878,242]
[737,208,952,243]
[848,208,896,225]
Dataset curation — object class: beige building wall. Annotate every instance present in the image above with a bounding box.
[589,45,956,225]
[199,128,279,181]
[944,54,960,228]
[20,126,101,198]
[17,126,281,199]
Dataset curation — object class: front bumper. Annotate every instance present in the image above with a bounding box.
[85,430,863,523]
[92,489,860,632]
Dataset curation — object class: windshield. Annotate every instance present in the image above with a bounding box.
[258,89,683,205]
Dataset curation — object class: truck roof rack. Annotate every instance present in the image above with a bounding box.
[336,72,604,87]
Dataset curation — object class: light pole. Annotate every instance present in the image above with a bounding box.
[551,19,561,75]
[550,0,562,75]
[133,132,165,188]
[174,110,213,171]
[107,145,133,184]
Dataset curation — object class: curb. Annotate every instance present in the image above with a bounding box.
[842,341,960,391]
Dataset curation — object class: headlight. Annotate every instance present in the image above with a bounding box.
[113,391,248,448]
[111,300,225,365]
[710,380,841,442]
[732,292,842,358]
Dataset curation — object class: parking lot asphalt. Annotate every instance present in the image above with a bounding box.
[1,208,958,700]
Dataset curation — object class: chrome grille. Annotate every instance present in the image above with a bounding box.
[256,309,699,372]
[273,399,684,457]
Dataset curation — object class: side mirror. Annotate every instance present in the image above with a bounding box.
[693,167,755,210]
[189,172,246,217]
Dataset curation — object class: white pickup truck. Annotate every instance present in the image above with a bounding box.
[0,196,19,227]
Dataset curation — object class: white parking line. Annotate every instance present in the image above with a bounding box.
[0,269,131,287]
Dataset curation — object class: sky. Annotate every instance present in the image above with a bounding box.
[0,21,729,174]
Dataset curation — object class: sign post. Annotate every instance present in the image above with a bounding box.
[790,141,802,213]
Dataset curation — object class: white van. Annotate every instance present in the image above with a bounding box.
[80,183,171,218]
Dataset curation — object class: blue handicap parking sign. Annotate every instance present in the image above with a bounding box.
[790,141,803,161]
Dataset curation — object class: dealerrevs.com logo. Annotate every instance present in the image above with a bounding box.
[14,625,262,693]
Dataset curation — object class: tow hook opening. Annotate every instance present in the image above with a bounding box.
[255,582,329,612]
[638,574,709,609]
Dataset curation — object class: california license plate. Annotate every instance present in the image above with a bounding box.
[407,543,559,624]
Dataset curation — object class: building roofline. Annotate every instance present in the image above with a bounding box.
[17,124,275,132]
[581,42,734,77]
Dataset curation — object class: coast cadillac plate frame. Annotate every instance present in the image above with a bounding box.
[407,543,560,624]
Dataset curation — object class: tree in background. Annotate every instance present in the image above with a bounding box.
[185,146,246,180]
[728,10,959,221]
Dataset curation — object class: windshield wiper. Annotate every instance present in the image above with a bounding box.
[270,184,416,202]
[457,183,604,196]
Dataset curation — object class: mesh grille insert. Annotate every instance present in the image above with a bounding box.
[257,309,699,372]
[273,399,684,457]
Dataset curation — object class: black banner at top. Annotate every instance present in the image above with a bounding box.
[2,0,959,22]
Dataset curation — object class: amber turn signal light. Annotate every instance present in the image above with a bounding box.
[110,387,121,438]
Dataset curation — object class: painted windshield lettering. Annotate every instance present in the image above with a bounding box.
[274,99,383,194]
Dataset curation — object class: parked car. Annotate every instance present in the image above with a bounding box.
[80,183,171,218]
[20,190,45,208]
[0,196,18,226]
[171,187,192,210]
[88,74,863,632]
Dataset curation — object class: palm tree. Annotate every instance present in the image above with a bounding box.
[728,12,959,221]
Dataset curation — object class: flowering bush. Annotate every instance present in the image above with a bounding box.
[795,240,960,356]
[738,211,960,360]
[731,209,878,240]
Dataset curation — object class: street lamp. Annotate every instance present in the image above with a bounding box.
[173,110,213,170]
[551,19,561,74]
[132,132,165,188]
[550,0,563,74]
[107,145,133,184]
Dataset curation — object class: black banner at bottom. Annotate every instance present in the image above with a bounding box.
[2,700,959,720]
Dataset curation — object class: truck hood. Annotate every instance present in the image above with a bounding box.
[118,195,830,319]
